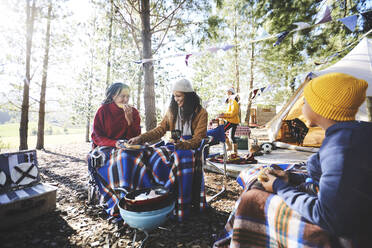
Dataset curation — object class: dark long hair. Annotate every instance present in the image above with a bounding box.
[170,92,202,124]
[102,82,130,104]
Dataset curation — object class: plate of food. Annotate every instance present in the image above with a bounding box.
[117,140,146,150]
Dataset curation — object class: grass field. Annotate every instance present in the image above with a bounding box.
[0,122,86,148]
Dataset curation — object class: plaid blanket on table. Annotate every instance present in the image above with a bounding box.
[88,144,207,221]
[213,164,355,248]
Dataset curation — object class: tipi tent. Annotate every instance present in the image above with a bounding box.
[266,37,372,149]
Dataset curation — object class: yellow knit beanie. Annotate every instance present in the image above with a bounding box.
[303,72,368,121]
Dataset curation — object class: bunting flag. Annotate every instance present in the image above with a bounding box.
[293,22,311,31]
[339,15,358,32]
[305,72,317,80]
[185,54,192,66]
[361,10,372,26]
[251,89,259,99]
[273,31,290,47]
[134,44,234,64]
[264,84,272,93]
[260,87,266,93]
[222,45,234,51]
[316,5,332,24]
[207,47,219,53]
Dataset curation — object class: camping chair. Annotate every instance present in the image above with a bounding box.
[199,125,228,203]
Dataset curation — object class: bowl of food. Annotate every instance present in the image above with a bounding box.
[117,186,175,231]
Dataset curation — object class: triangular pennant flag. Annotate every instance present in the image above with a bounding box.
[251,89,259,99]
[339,15,358,32]
[185,54,192,66]
[260,87,266,93]
[306,72,317,80]
[316,6,332,24]
[293,22,311,31]
[222,45,234,51]
[257,29,270,39]
[207,47,219,53]
[263,84,272,93]
[273,31,289,47]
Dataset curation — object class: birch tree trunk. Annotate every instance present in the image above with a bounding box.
[36,2,52,150]
[20,0,36,150]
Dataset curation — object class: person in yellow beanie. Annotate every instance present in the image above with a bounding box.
[218,87,240,154]
[260,72,372,243]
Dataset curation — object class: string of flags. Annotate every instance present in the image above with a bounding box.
[134,44,235,65]
[133,4,369,66]
[249,84,273,100]
[254,6,371,47]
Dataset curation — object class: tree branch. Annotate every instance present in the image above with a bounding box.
[112,1,139,32]
[150,0,163,13]
[126,0,140,13]
[153,13,175,54]
[152,21,201,34]
[150,0,187,32]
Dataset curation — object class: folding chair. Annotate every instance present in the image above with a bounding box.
[199,125,228,203]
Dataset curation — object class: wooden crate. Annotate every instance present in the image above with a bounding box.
[0,183,57,229]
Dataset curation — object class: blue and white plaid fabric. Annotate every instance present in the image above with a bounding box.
[87,143,207,221]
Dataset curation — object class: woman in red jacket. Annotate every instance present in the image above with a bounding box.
[91,82,141,148]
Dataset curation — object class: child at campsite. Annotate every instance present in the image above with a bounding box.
[218,87,240,154]
[261,72,372,241]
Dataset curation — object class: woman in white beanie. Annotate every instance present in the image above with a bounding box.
[129,78,208,150]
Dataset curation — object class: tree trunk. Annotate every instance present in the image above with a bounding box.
[233,10,240,93]
[86,39,94,143]
[36,2,52,150]
[245,43,255,125]
[136,68,142,110]
[85,116,90,142]
[140,0,156,131]
[233,19,241,122]
[20,0,36,150]
[106,0,113,88]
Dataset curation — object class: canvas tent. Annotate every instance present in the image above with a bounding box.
[266,37,372,149]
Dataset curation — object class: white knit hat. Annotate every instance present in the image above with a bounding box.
[227,87,236,94]
[172,79,194,92]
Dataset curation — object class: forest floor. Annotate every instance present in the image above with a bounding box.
[0,143,243,248]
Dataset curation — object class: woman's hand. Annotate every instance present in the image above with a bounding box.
[122,104,133,126]
[115,140,124,149]
[128,136,142,145]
